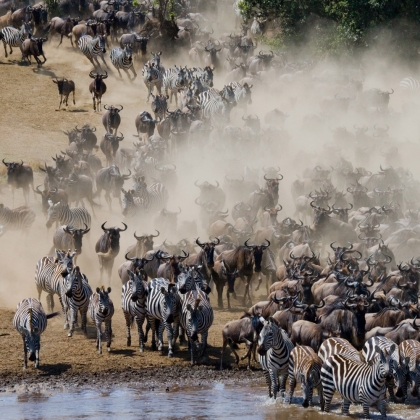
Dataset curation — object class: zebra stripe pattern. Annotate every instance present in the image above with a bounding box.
[151,93,168,120]
[258,317,294,399]
[288,345,324,409]
[399,339,420,400]
[133,177,168,212]
[0,204,35,232]
[89,286,114,354]
[179,289,214,364]
[197,86,236,122]
[46,202,91,229]
[61,266,92,337]
[0,23,30,57]
[34,250,76,313]
[362,336,404,402]
[146,277,178,357]
[230,81,252,108]
[109,45,137,80]
[191,66,214,88]
[121,270,148,352]
[13,298,48,369]
[163,65,189,103]
[321,344,396,418]
[400,77,420,91]
[318,337,361,363]
[133,156,158,182]
[78,35,107,69]
[142,62,163,101]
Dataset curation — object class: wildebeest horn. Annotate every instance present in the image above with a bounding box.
[196,237,205,247]
[101,222,109,231]
[117,222,128,232]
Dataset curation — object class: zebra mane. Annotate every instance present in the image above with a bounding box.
[28,307,33,333]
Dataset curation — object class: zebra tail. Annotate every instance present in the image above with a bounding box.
[46,311,60,319]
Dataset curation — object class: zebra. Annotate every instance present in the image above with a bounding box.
[0,23,31,58]
[399,339,420,400]
[258,317,294,399]
[177,86,195,110]
[61,265,92,337]
[35,250,76,313]
[191,66,214,88]
[230,81,253,109]
[321,344,396,418]
[318,337,361,363]
[146,277,178,357]
[89,286,114,354]
[121,270,148,352]
[362,336,406,403]
[150,93,168,120]
[142,62,163,102]
[150,51,165,72]
[133,155,158,182]
[78,34,108,70]
[46,201,91,230]
[163,65,189,104]
[132,176,168,211]
[399,77,420,91]
[0,204,35,234]
[109,44,137,80]
[287,345,324,409]
[197,85,237,122]
[180,290,214,364]
[121,188,144,218]
[13,298,58,369]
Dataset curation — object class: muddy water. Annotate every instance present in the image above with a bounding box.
[1,382,419,419]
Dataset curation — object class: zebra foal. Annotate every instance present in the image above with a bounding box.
[46,201,91,230]
[13,298,58,369]
[89,286,114,354]
[321,344,396,418]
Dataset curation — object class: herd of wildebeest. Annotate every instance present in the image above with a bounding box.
[4,0,420,418]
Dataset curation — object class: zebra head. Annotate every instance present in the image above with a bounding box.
[186,298,202,341]
[202,66,214,87]
[127,270,148,302]
[376,344,396,379]
[160,284,177,324]
[95,286,112,316]
[55,249,76,275]
[121,188,137,216]
[123,44,133,63]
[257,316,279,356]
[174,65,188,88]
[64,266,83,298]
[151,51,162,67]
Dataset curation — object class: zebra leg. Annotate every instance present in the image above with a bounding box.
[307,383,314,407]
[96,321,102,354]
[35,349,39,369]
[166,323,174,358]
[68,307,76,337]
[189,336,195,365]
[124,311,132,346]
[200,331,208,359]
[136,315,145,352]
[106,320,112,352]
[72,89,75,105]
[377,399,387,419]
[386,380,396,402]
[2,40,8,57]
[288,373,296,404]
[279,373,287,398]
[117,68,122,78]
[81,309,88,334]
[318,385,325,411]
[149,317,157,350]
[263,370,273,398]
[341,399,351,415]
[22,336,28,369]
[270,369,279,399]
[158,320,164,352]
[99,52,109,69]
[130,67,137,81]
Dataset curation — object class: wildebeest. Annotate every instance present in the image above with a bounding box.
[52,224,90,263]
[2,159,34,204]
[52,78,76,110]
[102,104,123,134]
[20,36,47,67]
[95,165,131,210]
[89,71,107,112]
[135,111,156,139]
[95,221,127,284]
[118,252,154,284]
[47,16,79,47]
[125,230,160,259]
[100,132,124,165]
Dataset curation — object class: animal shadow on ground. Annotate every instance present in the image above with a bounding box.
[32,68,57,77]
[68,109,88,113]
[111,349,136,357]
[0,60,15,65]
[38,363,72,376]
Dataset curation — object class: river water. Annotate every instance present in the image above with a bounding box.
[1,381,419,419]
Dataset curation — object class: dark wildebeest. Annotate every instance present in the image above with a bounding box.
[52,78,76,110]
[20,36,47,67]
[118,252,155,284]
[119,33,149,56]
[215,239,270,305]
[156,251,190,283]
[102,104,123,134]
[95,221,127,284]
[2,159,34,205]
[125,230,160,258]
[135,111,156,139]
[220,311,264,369]
[211,259,240,309]
[100,132,124,166]
[290,320,340,352]
[47,16,79,47]
[52,224,90,264]
[95,165,131,210]
[89,71,107,112]
[185,237,220,282]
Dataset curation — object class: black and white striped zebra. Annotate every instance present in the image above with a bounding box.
[61,265,92,337]
[151,93,168,120]
[89,286,114,354]
[1,23,31,58]
[78,34,108,69]
[150,51,165,72]
[197,85,236,122]
[46,201,91,230]
[142,62,163,102]
[121,270,148,352]
[180,289,214,364]
[321,344,395,418]
[35,250,76,313]
[13,297,57,369]
[258,317,294,399]
[318,337,361,363]
[146,277,178,357]
[399,339,420,400]
[0,204,35,234]
[230,81,253,109]
[287,345,324,409]
[362,336,405,403]
[133,176,168,211]
[163,65,189,103]
[109,44,137,80]
[191,66,214,88]
[133,155,159,182]
[400,77,420,91]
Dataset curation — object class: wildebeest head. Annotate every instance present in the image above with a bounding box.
[89,71,108,91]
[135,35,149,55]
[107,165,130,196]
[245,238,270,272]
[104,104,123,125]
[95,286,112,315]
[133,229,160,253]
[195,180,219,192]
[52,78,69,95]
[100,221,127,250]
[63,224,90,253]
[196,237,220,268]
[2,159,25,183]
[30,36,48,55]
[264,174,283,199]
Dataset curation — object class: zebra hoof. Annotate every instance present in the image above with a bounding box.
[168,351,174,358]
[68,332,73,337]
[140,347,144,353]
[127,338,131,347]
[34,362,39,369]
[158,345,163,352]
[107,347,111,353]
